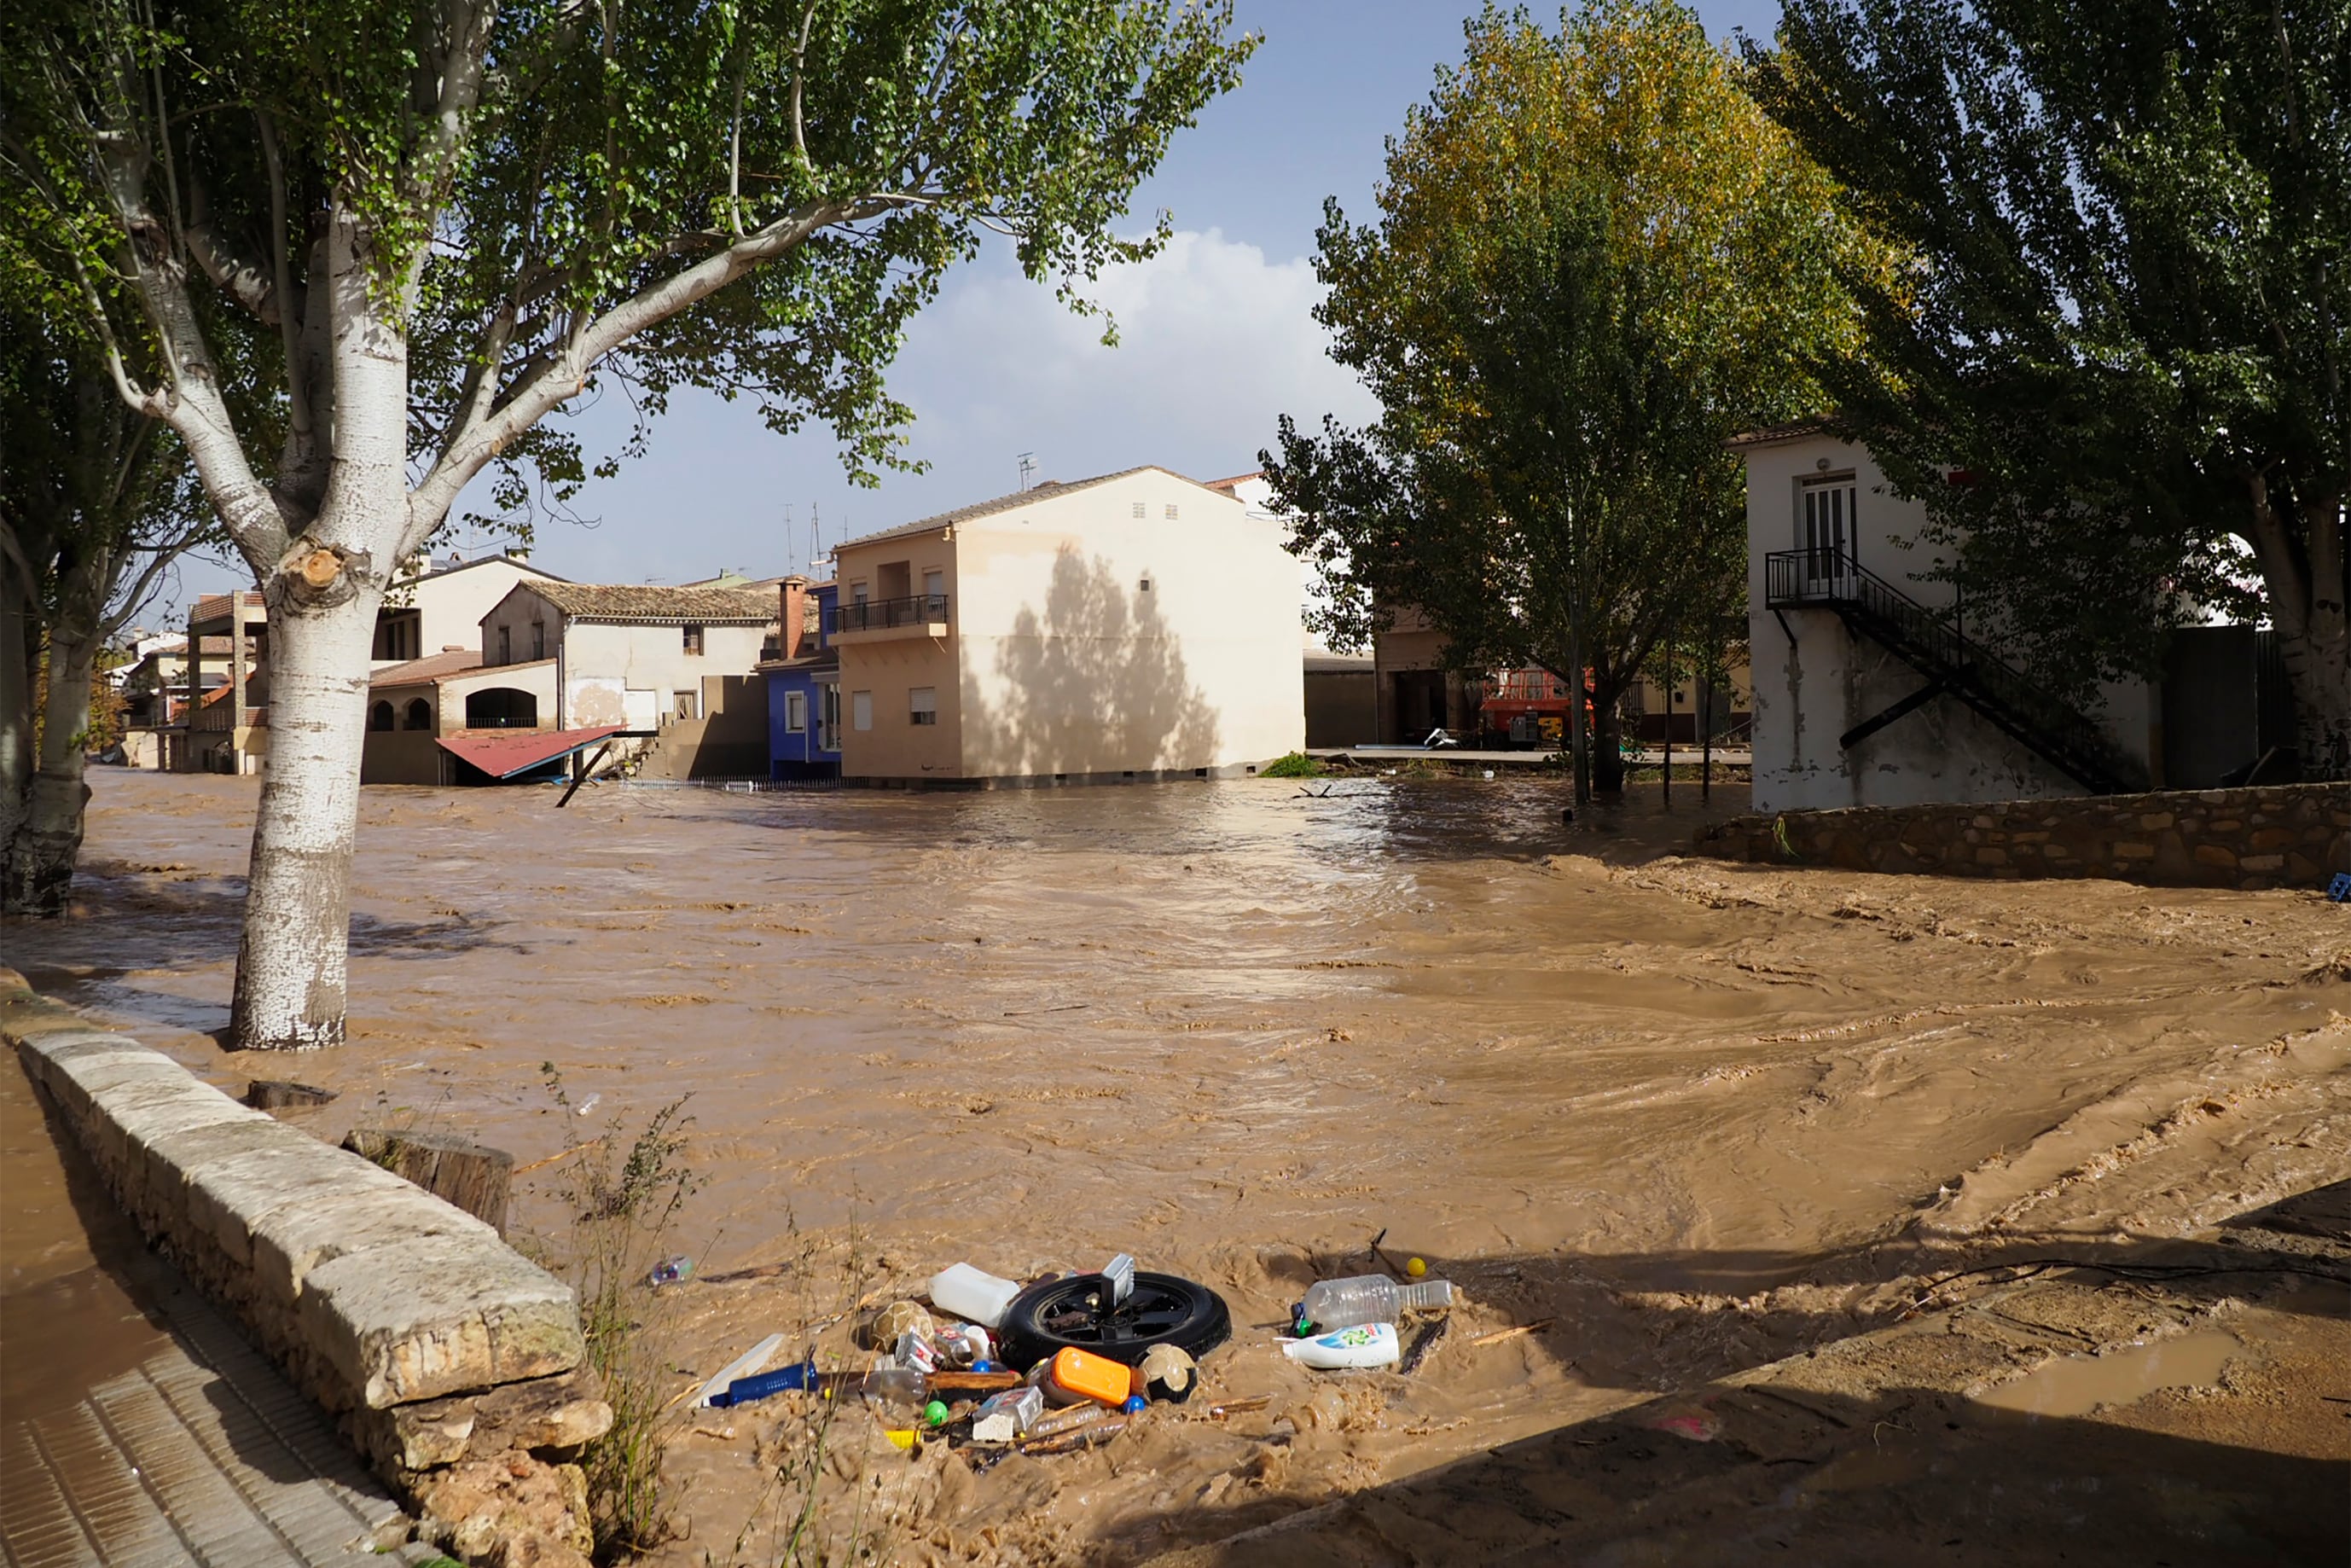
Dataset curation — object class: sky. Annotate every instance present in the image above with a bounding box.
[154,0,1785,618]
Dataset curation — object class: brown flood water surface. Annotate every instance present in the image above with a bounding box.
[6,769,2346,1562]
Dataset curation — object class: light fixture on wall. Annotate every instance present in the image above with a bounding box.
[1816,457,1832,471]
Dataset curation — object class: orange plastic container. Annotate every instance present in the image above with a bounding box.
[1042,1348,1131,1408]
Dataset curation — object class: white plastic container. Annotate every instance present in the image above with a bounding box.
[930,1263,1021,1330]
[1299,1275,1456,1332]
[1283,1321,1402,1369]
[971,1385,1043,1443]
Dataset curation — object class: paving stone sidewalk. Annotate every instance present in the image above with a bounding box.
[1,1248,416,1568]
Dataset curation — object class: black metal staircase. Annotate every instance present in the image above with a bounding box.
[1764,549,2147,795]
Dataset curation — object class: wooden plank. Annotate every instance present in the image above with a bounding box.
[340,1128,514,1234]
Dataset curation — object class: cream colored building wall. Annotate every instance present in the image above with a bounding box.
[554,620,771,729]
[382,559,559,662]
[836,637,966,780]
[944,469,1303,779]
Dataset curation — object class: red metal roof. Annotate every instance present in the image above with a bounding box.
[435,725,622,780]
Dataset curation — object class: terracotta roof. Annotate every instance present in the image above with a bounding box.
[758,648,842,673]
[1724,421,1834,450]
[837,465,1230,550]
[520,583,777,623]
[1203,470,1263,491]
[369,650,484,688]
[438,724,624,780]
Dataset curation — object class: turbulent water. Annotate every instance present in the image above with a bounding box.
[5,769,2346,1562]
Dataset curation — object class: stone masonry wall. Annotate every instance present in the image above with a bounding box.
[3,973,610,1567]
[1690,782,2350,891]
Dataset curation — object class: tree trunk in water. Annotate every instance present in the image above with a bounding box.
[229,581,383,1049]
[7,630,99,915]
[1591,694,1627,794]
[0,572,33,901]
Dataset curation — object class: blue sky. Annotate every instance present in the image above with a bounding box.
[159,2,1784,615]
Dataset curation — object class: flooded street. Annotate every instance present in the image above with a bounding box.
[7,769,2348,1563]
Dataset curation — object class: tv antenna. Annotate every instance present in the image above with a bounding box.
[1017,451,1036,491]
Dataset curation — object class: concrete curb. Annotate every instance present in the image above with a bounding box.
[2,970,609,1568]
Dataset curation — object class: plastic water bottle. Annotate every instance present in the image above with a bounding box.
[1298,1275,1455,1333]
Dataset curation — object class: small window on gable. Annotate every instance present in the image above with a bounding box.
[496,626,510,664]
[1132,502,1146,519]
[1164,503,1178,520]
[682,624,705,654]
[531,621,545,659]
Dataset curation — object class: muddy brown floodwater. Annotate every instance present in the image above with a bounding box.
[6,769,2347,1565]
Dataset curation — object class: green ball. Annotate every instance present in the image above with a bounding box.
[924,1400,949,1428]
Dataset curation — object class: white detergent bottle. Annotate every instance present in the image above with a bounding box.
[930,1263,1021,1329]
[1283,1321,1401,1369]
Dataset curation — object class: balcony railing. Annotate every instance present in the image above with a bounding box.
[824,593,949,635]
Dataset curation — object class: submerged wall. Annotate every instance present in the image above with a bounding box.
[2,973,609,1567]
[1691,782,2350,891]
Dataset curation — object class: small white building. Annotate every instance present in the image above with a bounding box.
[1738,426,2155,812]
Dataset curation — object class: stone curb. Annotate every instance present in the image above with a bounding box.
[2,970,608,1567]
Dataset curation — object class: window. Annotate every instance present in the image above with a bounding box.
[1132,502,1146,519]
[923,568,944,599]
[1164,503,1179,520]
[675,689,699,720]
[531,621,545,659]
[403,698,432,730]
[851,690,873,730]
[820,684,841,750]
[850,582,868,604]
[909,687,937,726]
[785,690,808,733]
[682,624,705,654]
[1138,575,1152,593]
[369,700,394,732]
[496,625,510,664]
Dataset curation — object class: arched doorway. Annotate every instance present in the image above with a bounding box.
[403,697,432,730]
[465,688,538,729]
[369,700,395,731]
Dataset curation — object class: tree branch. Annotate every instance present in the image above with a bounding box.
[406,197,857,543]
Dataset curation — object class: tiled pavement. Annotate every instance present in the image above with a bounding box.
[0,1257,414,1568]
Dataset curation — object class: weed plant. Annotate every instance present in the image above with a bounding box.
[539,1064,702,1560]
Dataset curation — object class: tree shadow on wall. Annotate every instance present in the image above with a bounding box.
[960,546,1222,777]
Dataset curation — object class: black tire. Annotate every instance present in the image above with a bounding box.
[995,1271,1231,1371]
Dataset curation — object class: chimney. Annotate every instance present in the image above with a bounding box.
[779,575,810,659]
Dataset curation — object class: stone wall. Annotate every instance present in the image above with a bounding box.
[1690,782,2350,891]
[2,973,609,1568]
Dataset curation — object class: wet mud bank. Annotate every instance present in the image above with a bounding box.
[7,769,2348,1562]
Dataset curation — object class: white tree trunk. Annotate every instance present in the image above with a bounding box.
[7,629,99,916]
[228,577,385,1048]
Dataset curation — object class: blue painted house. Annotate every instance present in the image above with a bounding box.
[762,577,841,779]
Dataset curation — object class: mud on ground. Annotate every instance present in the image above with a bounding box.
[5,770,2346,1564]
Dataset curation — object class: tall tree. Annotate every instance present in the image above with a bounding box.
[1264,0,1872,793]
[4,0,1253,1047]
[1,283,206,917]
[1750,0,2351,779]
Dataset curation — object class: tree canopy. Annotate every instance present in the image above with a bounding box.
[1750,0,2351,778]
[1265,0,1875,789]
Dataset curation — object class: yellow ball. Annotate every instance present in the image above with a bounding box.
[1406,1257,1427,1278]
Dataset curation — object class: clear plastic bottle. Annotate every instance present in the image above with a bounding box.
[1298,1275,1455,1332]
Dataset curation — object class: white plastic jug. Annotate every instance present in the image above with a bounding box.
[930,1263,1021,1329]
[1282,1321,1401,1370]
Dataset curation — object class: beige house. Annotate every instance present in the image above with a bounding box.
[478,581,777,777]
[827,466,1303,785]
[360,651,561,784]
